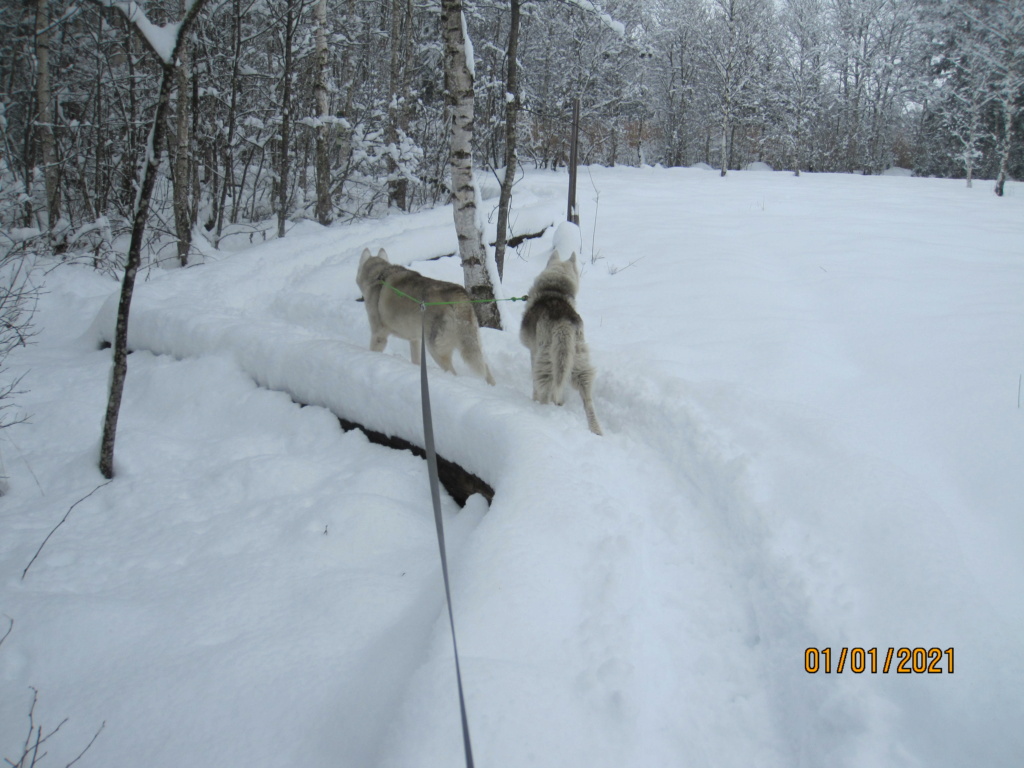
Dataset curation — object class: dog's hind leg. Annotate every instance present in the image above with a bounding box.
[480,361,497,386]
[528,350,540,401]
[549,323,575,406]
[462,351,495,385]
[428,345,458,375]
[423,313,458,375]
[580,386,603,435]
[531,346,555,403]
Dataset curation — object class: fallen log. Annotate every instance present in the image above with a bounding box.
[101,342,493,508]
[336,416,494,507]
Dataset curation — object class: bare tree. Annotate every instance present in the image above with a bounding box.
[386,0,413,212]
[34,0,60,246]
[954,0,1024,196]
[441,0,501,329]
[276,0,299,238]
[493,0,521,282]
[942,39,994,188]
[173,0,195,265]
[707,0,775,175]
[97,0,211,480]
[645,0,709,168]
[3,0,1017,282]
[780,0,829,175]
[0,241,38,450]
[211,0,245,243]
[313,0,332,224]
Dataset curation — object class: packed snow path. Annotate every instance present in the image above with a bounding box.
[3,167,1021,767]
[88,213,794,766]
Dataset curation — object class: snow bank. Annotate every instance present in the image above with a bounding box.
[3,166,1022,768]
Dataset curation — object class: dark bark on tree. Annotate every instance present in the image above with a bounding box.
[494,0,520,281]
[994,100,1014,197]
[91,13,108,220]
[214,0,243,243]
[441,0,501,330]
[277,0,296,239]
[35,0,60,244]
[386,0,412,211]
[567,97,580,223]
[173,0,193,266]
[191,73,201,229]
[98,0,211,480]
[313,0,333,224]
[123,31,140,212]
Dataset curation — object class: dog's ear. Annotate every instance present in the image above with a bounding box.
[377,248,390,262]
[547,250,561,265]
[359,248,372,266]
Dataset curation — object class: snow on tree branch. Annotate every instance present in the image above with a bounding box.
[87,0,193,64]
[115,2,181,63]
[561,0,625,36]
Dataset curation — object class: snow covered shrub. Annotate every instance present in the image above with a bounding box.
[0,239,38,450]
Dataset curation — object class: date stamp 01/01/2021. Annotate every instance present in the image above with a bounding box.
[805,647,955,674]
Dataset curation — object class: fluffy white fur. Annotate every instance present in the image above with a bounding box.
[356,248,495,385]
[520,251,602,435]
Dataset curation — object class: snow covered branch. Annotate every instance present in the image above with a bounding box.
[85,0,205,65]
[558,0,625,36]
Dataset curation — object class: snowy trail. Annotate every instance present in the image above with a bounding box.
[573,167,1024,767]
[87,223,876,766]
[6,167,1020,768]
[591,356,889,765]
[91,273,759,758]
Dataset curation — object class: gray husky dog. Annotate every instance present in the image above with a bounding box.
[356,248,495,384]
[520,251,602,435]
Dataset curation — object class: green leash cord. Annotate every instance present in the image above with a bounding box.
[382,281,527,307]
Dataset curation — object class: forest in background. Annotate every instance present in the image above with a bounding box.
[1,0,1022,269]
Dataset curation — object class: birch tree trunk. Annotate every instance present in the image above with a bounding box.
[441,0,501,330]
[720,100,730,176]
[313,0,332,224]
[493,0,520,281]
[953,79,989,189]
[994,98,1014,197]
[953,0,1024,197]
[991,8,1023,198]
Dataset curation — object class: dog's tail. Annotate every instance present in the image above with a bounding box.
[454,304,496,385]
[548,320,576,405]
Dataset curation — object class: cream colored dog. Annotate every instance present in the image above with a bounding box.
[356,248,495,384]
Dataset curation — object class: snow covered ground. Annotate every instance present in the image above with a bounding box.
[2,166,1022,767]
